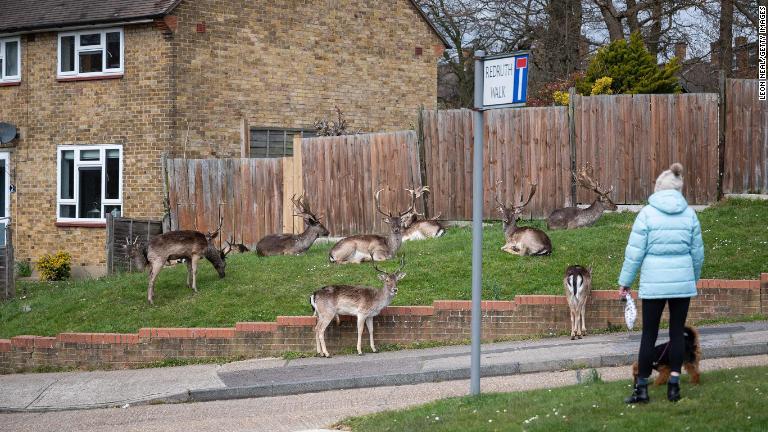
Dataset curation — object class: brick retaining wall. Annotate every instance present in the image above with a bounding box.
[1,277,766,373]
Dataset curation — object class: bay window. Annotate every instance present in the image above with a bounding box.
[58,28,123,78]
[57,145,122,222]
[0,37,21,83]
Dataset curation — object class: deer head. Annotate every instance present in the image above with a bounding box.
[374,187,417,235]
[292,194,329,237]
[123,236,148,269]
[372,255,406,296]
[575,164,617,210]
[495,180,538,228]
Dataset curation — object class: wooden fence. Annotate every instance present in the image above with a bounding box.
[0,225,14,300]
[105,216,163,274]
[723,79,768,194]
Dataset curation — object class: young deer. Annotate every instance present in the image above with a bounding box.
[310,256,405,357]
[564,265,592,340]
[402,186,446,241]
[547,164,618,230]
[495,181,552,256]
[255,194,330,256]
[123,219,231,304]
[328,188,415,264]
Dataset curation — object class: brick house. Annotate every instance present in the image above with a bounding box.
[0,0,447,275]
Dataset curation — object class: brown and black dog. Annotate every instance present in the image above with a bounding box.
[632,325,701,385]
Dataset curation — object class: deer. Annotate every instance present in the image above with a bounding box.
[564,265,592,340]
[547,164,618,230]
[255,194,330,256]
[495,180,552,256]
[310,256,405,357]
[328,188,415,264]
[123,218,231,304]
[401,186,446,241]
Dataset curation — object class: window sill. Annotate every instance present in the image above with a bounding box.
[57,74,123,83]
[0,81,21,87]
[55,221,106,228]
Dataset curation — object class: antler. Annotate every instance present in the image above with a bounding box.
[398,187,418,217]
[291,194,315,218]
[516,180,538,209]
[372,255,406,275]
[404,185,429,217]
[374,188,391,217]
[207,216,224,240]
[494,180,507,210]
[575,164,613,196]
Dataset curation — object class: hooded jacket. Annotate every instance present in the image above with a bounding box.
[618,190,704,299]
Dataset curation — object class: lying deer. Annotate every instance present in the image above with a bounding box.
[495,181,552,256]
[564,265,592,340]
[547,164,617,230]
[328,188,415,264]
[310,256,405,357]
[256,194,330,256]
[402,186,446,241]
[123,219,230,304]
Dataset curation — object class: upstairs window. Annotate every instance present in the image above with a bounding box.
[250,128,316,158]
[0,37,21,83]
[57,145,122,222]
[58,28,123,79]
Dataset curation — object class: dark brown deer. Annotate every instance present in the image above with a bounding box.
[402,186,446,241]
[123,219,230,304]
[328,188,415,264]
[547,164,617,230]
[564,265,592,339]
[495,180,552,256]
[255,194,330,256]
[310,256,405,357]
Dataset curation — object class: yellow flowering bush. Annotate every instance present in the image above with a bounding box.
[37,251,72,281]
[552,90,570,106]
[591,76,614,95]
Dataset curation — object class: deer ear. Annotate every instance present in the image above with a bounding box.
[395,271,406,281]
[382,218,391,224]
[377,273,388,281]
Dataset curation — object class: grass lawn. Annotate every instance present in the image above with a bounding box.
[339,366,768,431]
[0,198,766,338]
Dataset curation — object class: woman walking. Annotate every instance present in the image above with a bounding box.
[618,163,704,403]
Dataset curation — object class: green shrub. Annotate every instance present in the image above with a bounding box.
[16,260,32,278]
[37,251,72,281]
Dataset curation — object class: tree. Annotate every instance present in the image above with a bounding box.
[576,32,681,95]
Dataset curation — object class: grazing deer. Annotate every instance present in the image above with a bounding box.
[328,188,415,264]
[310,256,405,357]
[401,186,446,241]
[123,219,230,304]
[495,181,552,256]
[547,164,618,230]
[564,265,592,340]
[256,194,330,256]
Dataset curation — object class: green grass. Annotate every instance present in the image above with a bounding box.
[339,366,768,431]
[1,198,766,339]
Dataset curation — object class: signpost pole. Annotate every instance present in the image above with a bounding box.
[470,50,485,396]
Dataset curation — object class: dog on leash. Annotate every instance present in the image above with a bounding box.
[632,325,701,385]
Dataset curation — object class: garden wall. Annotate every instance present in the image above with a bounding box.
[1,276,765,374]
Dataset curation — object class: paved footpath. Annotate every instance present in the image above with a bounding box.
[1,321,767,413]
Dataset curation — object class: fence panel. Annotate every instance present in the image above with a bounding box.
[301,132,424,237]
[724,79,768,194]
[105,216,163,274]
[0,225,14,299]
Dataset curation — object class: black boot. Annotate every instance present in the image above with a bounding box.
[625,383,650,404]
[667,382,681,402]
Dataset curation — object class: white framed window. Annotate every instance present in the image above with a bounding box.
[57,145,123,222]
[0,37,21,83]
[57,28,123,78]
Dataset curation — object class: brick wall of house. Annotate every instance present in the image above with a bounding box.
[0,24,174,266]
[1,278,764,373]
[170,0,443,157]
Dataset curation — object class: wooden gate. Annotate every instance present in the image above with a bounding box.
[723,79,768,194]
[105,215,164,274]
[0,224,14,300]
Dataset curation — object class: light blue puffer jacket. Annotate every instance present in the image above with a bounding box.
[618,190,704,299]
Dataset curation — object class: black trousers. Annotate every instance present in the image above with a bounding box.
[637,297,691,378]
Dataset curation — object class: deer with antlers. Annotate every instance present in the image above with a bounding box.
[328,188,415,264]
[256,194,330,256]
[402,186,446,241]
[547,164,618,230]
[495,180,552,256]
[123,218,231,304]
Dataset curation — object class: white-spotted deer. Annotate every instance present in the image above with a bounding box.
[495,181,552,256]
[310,256,405,357]
[328,188,415,264]
[564,265,592,339]
[402,186,446,241]
[547,164,618,230]
[123,219,231,304]
[256,194,330,256]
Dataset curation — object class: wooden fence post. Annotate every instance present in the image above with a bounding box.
[282,135,304,234]
[106,213,114,275]
[5,225,14,299]
[416,106,431,217]
[568,87,577,206]
[718,70,726,200]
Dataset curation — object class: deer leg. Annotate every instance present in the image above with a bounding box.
[575,312,582,339]
[316,315,333,357]
[356,314,366,355]
[189,255,200,293]
[580,301,588,336]
[186,260,193,288]
[570,308,577,340]
[147,260,164,305]
[366,317,376,353]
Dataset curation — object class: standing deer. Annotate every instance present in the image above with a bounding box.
[123,219,230,304]
[401,186,446,241]
[328,188,415,264]
[495,181,552,256]
[256,194,330,256]
[547,164,618,230]
[564,265,592,340]
[310,256,405,357]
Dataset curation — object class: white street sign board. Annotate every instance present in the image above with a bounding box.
[482,52,529,108]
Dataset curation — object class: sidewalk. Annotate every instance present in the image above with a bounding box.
[1,321,767,412]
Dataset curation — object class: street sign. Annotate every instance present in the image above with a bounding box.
[482,52,530,108]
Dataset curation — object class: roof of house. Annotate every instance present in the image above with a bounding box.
[0,0,450,47]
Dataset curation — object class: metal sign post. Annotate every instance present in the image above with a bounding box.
[470,49,530,396]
